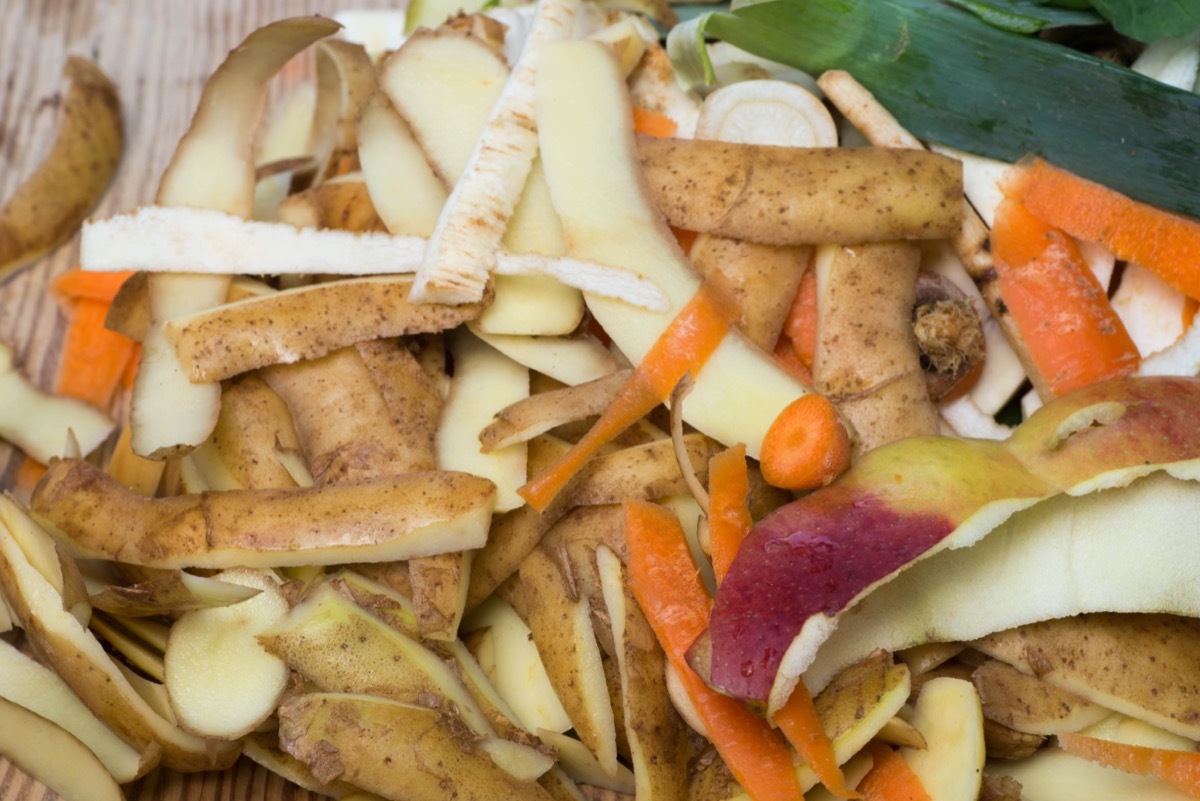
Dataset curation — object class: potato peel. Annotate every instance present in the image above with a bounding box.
[0,57,122,280]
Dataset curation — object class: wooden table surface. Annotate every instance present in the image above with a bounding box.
[0,2,435,799]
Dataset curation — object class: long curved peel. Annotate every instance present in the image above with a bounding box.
[30,458,496,570]
[0,57,122,282]
[706,376,1200,712]
[132,16,340,459]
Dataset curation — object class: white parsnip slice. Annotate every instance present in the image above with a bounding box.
[132,16,340,459]
[409,0,581,304]
[30,458,497,570]
[0,342,114,464]
[537,40,807,458]
[81,206,667,310]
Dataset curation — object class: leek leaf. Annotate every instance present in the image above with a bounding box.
[667,0,1200,219]
[946,0,1101,32]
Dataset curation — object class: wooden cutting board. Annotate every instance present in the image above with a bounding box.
[0,2,628,800]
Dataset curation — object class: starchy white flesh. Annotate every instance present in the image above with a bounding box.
[537,728,637,795]
[80,206,667,310]
[436,329,529,512]
[164,568,290,739]
[537,40,808,459]
[471,327,621,386]
[0,496,239,772]
[461,596,573,734]
[485,157,585,336]
[132,17,340,460]
[0,696,126,801]
[0,342,114,464]
[0,639,145,782]
[357,90,448,238]
[410,0,581,304]
[901,678,986,801]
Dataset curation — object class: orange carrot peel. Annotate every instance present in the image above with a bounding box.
[632,105,679,139]
[624,498,804,801]
[990,195,1140,397]
[774,682,859,799]
[1058,731,1200,796]
[759,393,852,491]
[857,741,932,801]
[783,265,818,374]
[1006,157,1200,303]
[707,443,752,586]
[519,279,738,511]
[50,268,138,410]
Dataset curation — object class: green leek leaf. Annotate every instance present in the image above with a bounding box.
[667,0,1200,219]
[946,0,1101,32]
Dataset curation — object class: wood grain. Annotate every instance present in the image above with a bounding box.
[0,2,448,800]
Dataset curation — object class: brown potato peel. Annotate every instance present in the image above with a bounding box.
[0,57,122,280]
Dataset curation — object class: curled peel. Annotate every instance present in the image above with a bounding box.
[0,57,122,280]
[706,376,1200,712]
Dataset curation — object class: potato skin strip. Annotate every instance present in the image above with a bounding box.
[637,138,962,246]
[165,276,484,383]
[0,57,122,281]
[30,459,496,570]
[80,206,668,311]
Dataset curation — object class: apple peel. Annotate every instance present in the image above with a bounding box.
[707,376,1200,713]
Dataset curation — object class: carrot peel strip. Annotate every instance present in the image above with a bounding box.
[1058,731,1200,795]
[707,443,751,586]
[55,297,138,410]
[783,265,818,373]
[857,741,931,801]
[51,268,134,304]
[632,105,678,139]
[990,195,1140,397]
[774,682,859,799]
[519,279,737,511]
[624,499,803,801]
[1008,158,1200,303]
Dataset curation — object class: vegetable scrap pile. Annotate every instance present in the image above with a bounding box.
[3,1,1200,801]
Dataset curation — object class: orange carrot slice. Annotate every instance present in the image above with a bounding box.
[50,268,134,304]
[775,682,859,799]
[632,106,678,139]
[857,741,931,801]
[707,443,751,586]
[519,279,738,511]
[55,297,138,410]
[1007,158,1200,302]
[759,393,851,491]
[624,499,804,801]
[1058,731,1200,795]
[990,196,1140,397]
